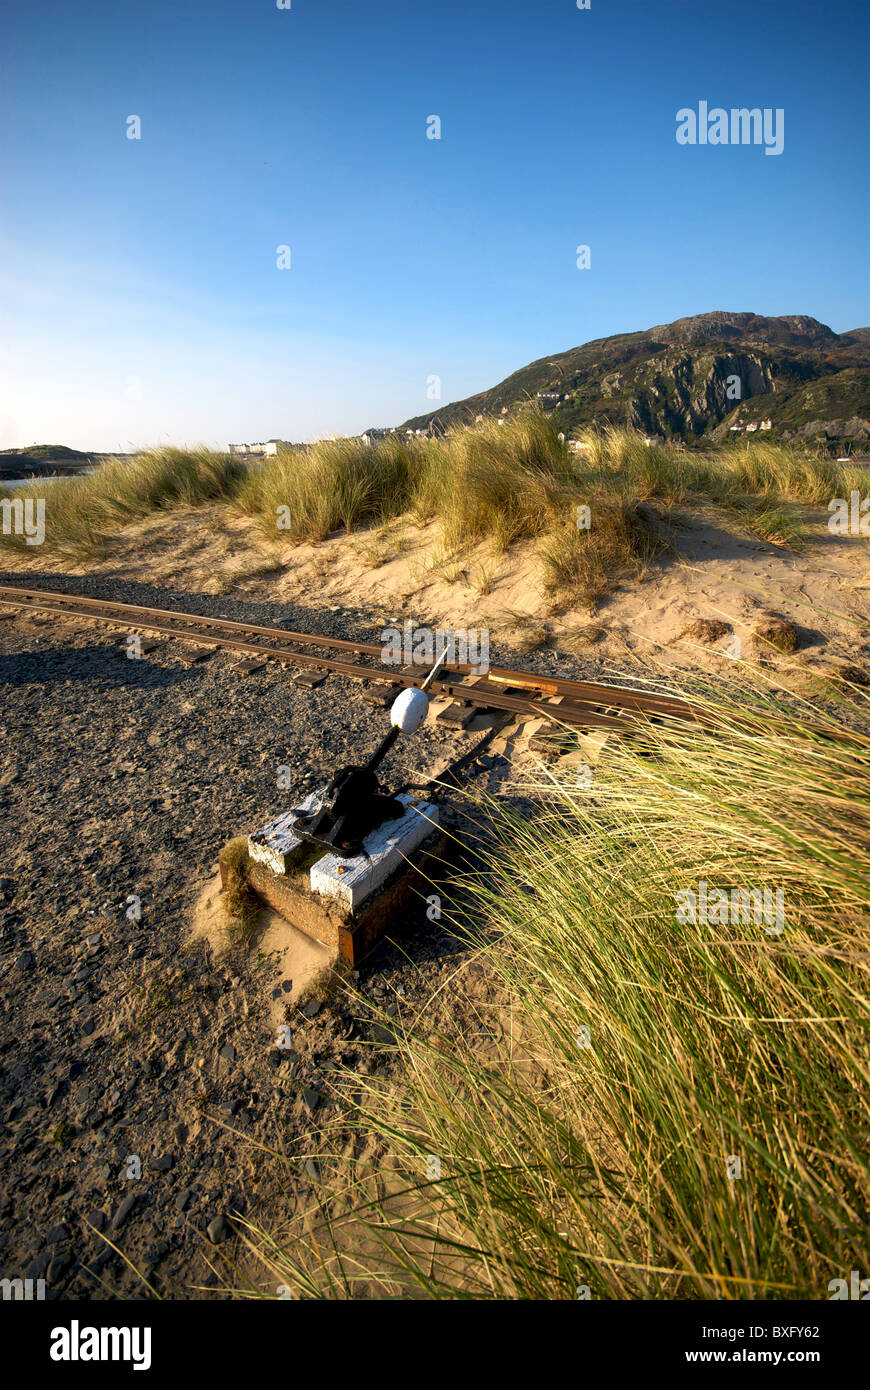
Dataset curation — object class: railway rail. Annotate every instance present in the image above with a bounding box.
[0,581,700,733]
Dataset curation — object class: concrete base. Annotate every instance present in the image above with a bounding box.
[235,830,445,966]
[310,797,439,911]
[241,793,446,966]
[248,789,326,874]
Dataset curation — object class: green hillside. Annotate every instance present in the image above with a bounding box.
[398,312,870,445]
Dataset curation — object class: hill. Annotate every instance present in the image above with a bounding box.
[0,444,93,461]
[398,311,870,447]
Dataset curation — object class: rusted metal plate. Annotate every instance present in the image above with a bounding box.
[486,672,560,696]
[529,728,576,757]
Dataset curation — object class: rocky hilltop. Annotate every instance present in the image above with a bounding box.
[399,312,870,446]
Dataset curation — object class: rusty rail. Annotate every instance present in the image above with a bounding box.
[0,582,701,733]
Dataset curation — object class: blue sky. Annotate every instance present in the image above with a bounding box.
[1,0,867,451]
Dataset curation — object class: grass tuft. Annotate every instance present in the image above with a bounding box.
[218,837,261,944]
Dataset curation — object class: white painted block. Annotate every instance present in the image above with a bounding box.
[248,787,329,874]
[310,796,439,912]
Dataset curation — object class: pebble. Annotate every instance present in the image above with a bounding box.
[111,1194,137,1231]
[24,1251,50,1280]
[47,1251,72,1281]
[143,1240,168,1267]
[206,1214,228,1244]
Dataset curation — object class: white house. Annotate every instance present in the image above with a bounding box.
[228,441,278,456]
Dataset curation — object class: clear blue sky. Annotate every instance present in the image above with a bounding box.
[1,0,867,451]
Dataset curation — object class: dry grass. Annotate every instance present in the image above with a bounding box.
[218,838,260,944]
[0,447,246,558]
[236,672,870,1299]
[3,418,863,610]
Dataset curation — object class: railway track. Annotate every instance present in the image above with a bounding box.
[0,582,699,733]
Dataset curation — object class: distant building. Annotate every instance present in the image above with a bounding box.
[745,422,758,433]
[760,419,772,431]
[228,441,278,456]
[373,419,445,442]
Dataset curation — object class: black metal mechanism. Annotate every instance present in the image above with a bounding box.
[289,725,408,857]
[288,652,448,858]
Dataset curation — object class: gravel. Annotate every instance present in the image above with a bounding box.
[0,571,617,1299]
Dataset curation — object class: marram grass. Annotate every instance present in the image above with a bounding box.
[0,447,246,558]
[233,675,869,1299]
[3,421,861,599]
